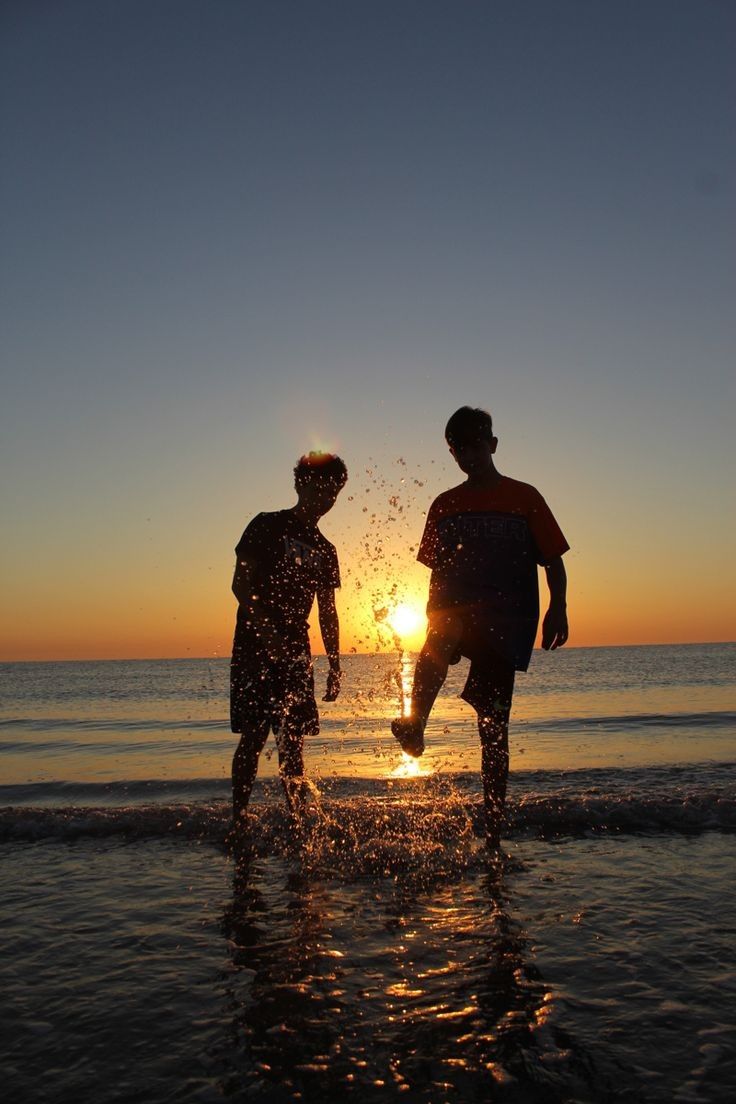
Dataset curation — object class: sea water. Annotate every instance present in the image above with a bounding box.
[1,644,735,1102]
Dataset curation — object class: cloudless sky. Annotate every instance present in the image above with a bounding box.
[1,0,734,659]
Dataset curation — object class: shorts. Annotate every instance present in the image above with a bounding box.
[431,600,536,674]
[451,610,517,715]
[461,650,515,717]
[230,630,319,738]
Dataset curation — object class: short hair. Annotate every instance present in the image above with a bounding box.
[445,406,494,447]
[294,451,348,490]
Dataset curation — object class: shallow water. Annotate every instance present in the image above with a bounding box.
[2,834,734,1103]
[1,644,735,1101]
[2,645,735,788]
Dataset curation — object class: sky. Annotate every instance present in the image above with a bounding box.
[1,0,734,661]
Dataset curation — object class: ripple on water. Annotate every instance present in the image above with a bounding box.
[1,829,735,1102]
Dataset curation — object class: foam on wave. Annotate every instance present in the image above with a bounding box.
[2,786,733,846]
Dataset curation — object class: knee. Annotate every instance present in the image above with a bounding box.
[279,755,304,780]
[479,717,509,757]
[233,732,264,771]
[430,610,463,639]
[278,736,304,777]
[482,741,509,767]
[478,711,508,735]
[233,747,254,776]
[427,611,463,659]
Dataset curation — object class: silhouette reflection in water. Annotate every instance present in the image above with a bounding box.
[220,852,600,1102]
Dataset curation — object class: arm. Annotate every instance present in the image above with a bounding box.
[316,586,341,701]
[541,556,569,650]
[231,556,256,607]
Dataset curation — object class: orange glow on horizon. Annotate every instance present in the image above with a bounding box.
[2,454,735,660]
[2,582,735,661]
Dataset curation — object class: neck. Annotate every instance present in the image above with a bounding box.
[466,462,501,488]
[291,503,319,525]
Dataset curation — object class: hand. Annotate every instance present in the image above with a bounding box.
[542,606,568,650]
[323,668,342,701]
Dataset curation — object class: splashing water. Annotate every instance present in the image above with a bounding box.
[243,773,478,884]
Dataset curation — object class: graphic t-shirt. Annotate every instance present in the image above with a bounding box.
[234,510,340,647]
[417,477,569,670]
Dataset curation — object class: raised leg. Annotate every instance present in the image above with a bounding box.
[392,611,464,756]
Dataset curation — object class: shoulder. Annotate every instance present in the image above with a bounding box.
[239,511,271,536]
[500,478,566,542]
[254,509,293,531]
[236,510,285,551]
[431,477,548,517]
[427,483,468,515]
[243,509,281,527]
[315,528,338,557]
[498,476,545,504]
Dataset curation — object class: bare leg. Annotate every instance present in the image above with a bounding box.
[477,685,513,850]
[392,612,463,756]
[278,728,309,832]
[232,722,270,827]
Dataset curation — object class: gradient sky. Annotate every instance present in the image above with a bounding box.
[1,0,734,660]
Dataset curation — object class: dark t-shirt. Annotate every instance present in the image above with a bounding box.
[417,476,569,670]
[234,510,340,646]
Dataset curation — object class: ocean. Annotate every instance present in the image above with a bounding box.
[1,643,735,1102]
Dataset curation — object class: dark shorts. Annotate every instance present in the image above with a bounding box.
[452,613,516,716]
[230,631,319,738]
[461,652,515,717]
[431,598,535,673]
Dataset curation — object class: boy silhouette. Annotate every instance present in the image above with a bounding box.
[392,407,569,849]
[230,452,348,837]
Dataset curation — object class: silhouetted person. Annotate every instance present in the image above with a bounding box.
[230,452,348,841]
[392,407,569,849]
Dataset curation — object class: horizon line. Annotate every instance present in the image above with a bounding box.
[2,640,734,664]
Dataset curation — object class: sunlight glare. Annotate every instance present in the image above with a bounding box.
[391,753,430,779]
[389,602,424,638]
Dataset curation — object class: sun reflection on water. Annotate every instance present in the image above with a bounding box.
[391,753,430,779]
[400,654,413,718]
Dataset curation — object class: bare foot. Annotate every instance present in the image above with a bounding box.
[391,716,425,757]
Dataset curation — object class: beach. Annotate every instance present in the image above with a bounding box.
[1,644,735,1102]
[5,3,735,1099]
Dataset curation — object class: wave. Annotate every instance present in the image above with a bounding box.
[2,762,732,801]
[0,737,234,755]
[0,777,232,805]
[527,710,736,731]
[0,716,225,732]
[2,780,734,847]
[3,709,734,736]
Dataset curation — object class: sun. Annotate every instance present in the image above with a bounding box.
[389,602,424,638]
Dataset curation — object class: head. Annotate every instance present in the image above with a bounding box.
[293,451,348,518]
[444,406,497,475]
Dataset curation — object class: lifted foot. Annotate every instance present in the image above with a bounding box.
[391,716,425,758]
